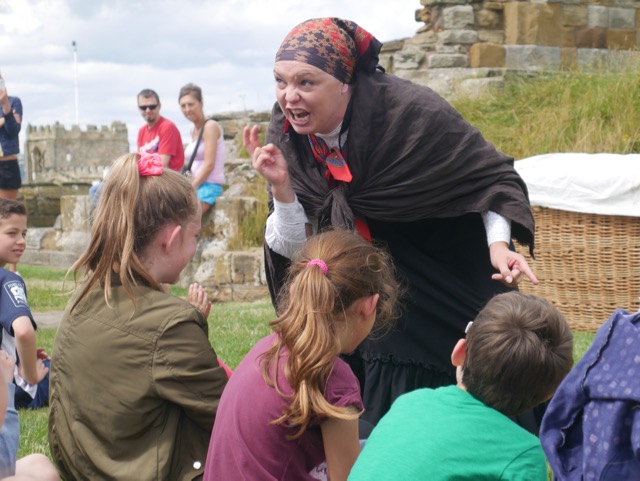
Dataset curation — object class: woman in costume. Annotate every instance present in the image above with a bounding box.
[245,17,539,428]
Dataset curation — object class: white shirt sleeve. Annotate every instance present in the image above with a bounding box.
[482,210,511,246]
[265,195,310,259]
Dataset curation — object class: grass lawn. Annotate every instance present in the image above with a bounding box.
[15,264,599,463]
[16,264,275,460]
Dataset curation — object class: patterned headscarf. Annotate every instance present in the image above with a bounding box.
[275,18,382,84]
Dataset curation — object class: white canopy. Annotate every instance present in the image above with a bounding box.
[514,153,640,217]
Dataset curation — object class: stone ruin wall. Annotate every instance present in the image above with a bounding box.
[381,0,640,98]
[22,111,273,302]
[24,121,129,184]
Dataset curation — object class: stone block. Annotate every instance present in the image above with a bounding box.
[25,227,49,251]
[475,8,502,29]
[457,77,505,98]
[469,43,506,67]
[213,195,259,243]
[423,0,469,6]
[33,185,61,199]
[27,215,57,228]
[607,29,636,49]
[484,2,505,11]
[378,53,394,72]
[40,230,61,251]
[563,27,577,47]
[587,6,609,28]
[576,48,611,69]
[230,250,263,284]
[225,284,269,303]
[60,183,91,196]
[478,30,505,44]
[504,3,564,46]
[443,5,475,29]
[20,249,79,270]
[505,45,562,70]
[209,253,233,284]
[36,197,61,217]
[436,44,468,54]
[561,47,578,69]
[438,29,479,44]
[205,283,233,303]
[393,50,425,69]
[416,6,431,24]
[427,53,469,68]
[576,27,607,48]
[606,49,640,70]
[381,39,406,51]
[608,7,635,29]
[60,195,92,233]
[409,31,438,45]
[563,5,588,27]
[56,231,91,256]
[549,0,580,5]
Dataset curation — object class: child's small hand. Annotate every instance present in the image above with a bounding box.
[18,358,49,384]
[36,348,51,361]
[34,359,49,383]
[188,283,211,319]
[0,350,15,384]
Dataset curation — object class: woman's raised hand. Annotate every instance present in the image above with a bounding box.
[244,125,295,203]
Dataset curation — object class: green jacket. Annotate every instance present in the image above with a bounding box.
[48,284,228,480]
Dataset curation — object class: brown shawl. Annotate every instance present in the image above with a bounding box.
[266,69,534,254]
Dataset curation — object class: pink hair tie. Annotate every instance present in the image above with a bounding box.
[138,152,163,176]
[306,259,328,276]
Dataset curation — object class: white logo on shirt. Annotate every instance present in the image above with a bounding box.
[4,281,28,307]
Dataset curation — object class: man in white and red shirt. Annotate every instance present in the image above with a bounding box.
[136,88,184,172]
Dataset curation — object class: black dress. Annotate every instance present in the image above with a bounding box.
[263,69,537,428]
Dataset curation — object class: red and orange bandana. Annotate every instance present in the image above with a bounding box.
[275,17,382,84]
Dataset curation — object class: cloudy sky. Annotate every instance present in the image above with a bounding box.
[1,0,421,150]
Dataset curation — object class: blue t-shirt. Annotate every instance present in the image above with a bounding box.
[0,268,35,357]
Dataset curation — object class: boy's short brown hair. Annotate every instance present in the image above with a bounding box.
[0,199,26,220]
[462,292,573,416]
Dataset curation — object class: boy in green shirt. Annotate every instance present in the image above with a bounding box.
[349,292,573,481]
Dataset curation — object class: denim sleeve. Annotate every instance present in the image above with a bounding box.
[2,97,22,138]
[0,383,19,477]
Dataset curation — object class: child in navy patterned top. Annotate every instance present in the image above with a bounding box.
[0,199,50,410]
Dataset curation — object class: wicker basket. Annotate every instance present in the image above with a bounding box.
[518,206,640,332]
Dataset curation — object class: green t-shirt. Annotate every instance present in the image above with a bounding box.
[349,385,546,481]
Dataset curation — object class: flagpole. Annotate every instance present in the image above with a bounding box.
[72,41,79,125]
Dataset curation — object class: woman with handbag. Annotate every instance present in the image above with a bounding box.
[179,83,226,216]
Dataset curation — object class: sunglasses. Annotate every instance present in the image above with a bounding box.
[139,104,158,111]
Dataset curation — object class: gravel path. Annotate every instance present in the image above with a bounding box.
[33,311,64,329]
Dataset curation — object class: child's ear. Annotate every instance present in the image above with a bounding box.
[361,293,379,319]
[158,224,182,253]
[451,339,467,367]
[167,225,182,248]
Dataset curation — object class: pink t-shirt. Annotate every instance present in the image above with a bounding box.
[203,333,363,481]
[137,116,185,172]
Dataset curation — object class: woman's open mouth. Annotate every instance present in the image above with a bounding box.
[288,109,310,123]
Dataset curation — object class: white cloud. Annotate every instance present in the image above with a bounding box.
[2,0,420,149]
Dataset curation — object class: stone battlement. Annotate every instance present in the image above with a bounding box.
[24,121,129,184]
[378,0,640,99]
